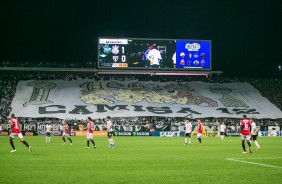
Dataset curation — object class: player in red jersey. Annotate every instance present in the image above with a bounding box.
[62,121,73,145]
[197,119,203,144]
[240,115,252,153]
[9,114,32,153]
[86,117,96,149]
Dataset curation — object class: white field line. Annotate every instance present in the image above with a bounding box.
[226,158,282,169]
[227,157,282,160]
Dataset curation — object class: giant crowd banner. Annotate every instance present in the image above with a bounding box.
[10,80,282,119]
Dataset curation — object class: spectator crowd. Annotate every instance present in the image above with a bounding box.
[1,71,281,128]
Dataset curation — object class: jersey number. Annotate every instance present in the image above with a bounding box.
[14,123,19,129]
[244,123,249,129]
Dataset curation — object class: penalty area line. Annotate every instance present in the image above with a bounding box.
[226,158,282,169]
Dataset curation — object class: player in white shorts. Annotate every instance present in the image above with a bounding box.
[9,114,32,153]
[86,117,96,149]
[197,119,203,144]
[62,121,73,145]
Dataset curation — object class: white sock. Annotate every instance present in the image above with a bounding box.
[188,138,191,144]
[254,141,260,148]
[49,137,51,142]
[185,138,187,144]
[46,137,48,142]
[108,139,111,144]
[111,138,115,145]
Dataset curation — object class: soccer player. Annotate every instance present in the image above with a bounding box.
[146,44,162,68]
[184,119,192,145]
[240,115,252,154]
[250,118,261,150]
[45,122,52,143]
[105,116,115,148]
[62,121,73,145]
[197,119,203,144]
[219,122,226,140]
[9,114,32,153]
[86,117,96,149]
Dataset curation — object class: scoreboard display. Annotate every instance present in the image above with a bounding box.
[98,38,211,70]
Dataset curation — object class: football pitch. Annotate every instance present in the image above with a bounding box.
[1,136,282,184]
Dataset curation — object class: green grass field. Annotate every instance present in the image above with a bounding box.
[1,136,282,184]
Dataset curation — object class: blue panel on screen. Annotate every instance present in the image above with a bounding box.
[175,40,211,70]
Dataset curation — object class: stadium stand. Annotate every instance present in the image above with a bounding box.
[0,71,281,130]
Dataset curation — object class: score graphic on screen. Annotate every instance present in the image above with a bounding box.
[98,38,211,70]
[99,39,129,68]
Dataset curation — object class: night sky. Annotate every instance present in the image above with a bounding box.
[0,0,281,77]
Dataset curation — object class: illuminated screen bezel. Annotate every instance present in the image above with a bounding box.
[97,37,212,71]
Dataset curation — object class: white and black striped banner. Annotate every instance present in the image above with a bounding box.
[10,80,282,120]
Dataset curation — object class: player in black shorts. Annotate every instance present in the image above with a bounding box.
[251,118,261,150]
[184,119,192,145]
[106,116,115,148]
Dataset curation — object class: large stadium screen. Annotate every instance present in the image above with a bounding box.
[98,38,211,70]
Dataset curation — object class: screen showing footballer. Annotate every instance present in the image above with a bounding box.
[98,38,211,70]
